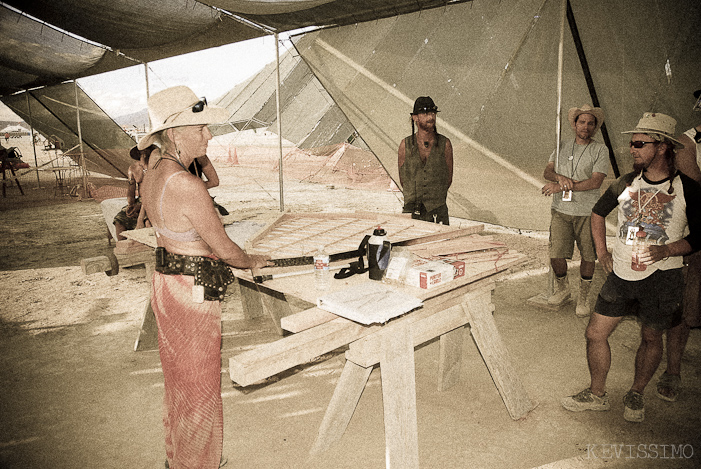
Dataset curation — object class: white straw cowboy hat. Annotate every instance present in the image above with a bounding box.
[137,86,228,150]
[568,104,604,134]
[622,112,684,148]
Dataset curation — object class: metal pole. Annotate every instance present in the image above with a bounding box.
[548,0,567,298]
[74,80,88,198]
[275,32,284,211]
[144,63,151,132]
[555,0,566,171]
[26,92,41,188]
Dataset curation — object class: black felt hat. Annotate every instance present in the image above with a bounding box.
[412,96,439,115]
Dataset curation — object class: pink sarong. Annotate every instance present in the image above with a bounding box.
[151,272,223,469]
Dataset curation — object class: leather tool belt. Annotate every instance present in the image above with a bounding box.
[155,247,235,301]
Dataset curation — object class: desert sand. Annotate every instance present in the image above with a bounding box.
[1,135,699,468]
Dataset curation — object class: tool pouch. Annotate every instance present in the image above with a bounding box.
[155,247,235,301]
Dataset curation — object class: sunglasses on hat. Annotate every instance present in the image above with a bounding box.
[192,98,207,113]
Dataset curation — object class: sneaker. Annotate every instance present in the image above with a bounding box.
[561,388,610,412]
[623,390,645,422]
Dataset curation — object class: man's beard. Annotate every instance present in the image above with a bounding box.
[633,161,646,173]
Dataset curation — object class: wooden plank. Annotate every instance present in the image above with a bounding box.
[310,360,373,455]
[344,285,494,368]
[438,326,465,392]
[380,321,419,469]
[464,289,535,420]
[228,317,377,386]
[281,308,339,333]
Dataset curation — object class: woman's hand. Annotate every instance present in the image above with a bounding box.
[247,254,273,269]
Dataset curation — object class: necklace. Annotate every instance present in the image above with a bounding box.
[423,141,430,148]
[570,141,590,178]
[155,151,189,172]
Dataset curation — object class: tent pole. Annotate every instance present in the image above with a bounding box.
[144,63,151,132]
[547,0,567,298]
[74,80,88,198]
[275,32,284,211]
[26,92,41,188]
[566,0,619,178]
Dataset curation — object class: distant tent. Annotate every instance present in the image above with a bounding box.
[3,82,134,178]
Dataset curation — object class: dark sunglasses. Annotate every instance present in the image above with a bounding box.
[192,98,207,113]
[630,140,657,148]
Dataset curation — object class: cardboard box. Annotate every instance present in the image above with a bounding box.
[405,259,455,289]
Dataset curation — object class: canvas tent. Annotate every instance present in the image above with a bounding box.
[293,0,701,230]
[0,0,472,96]
[214,48,360,149]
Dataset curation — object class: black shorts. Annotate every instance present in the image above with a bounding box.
[595,269,684,330]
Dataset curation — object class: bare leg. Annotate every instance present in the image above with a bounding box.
[115,222,127,241]
[631,325,664,393]
[551,258,568,277]
[585,313,623,396]
[663,322,691,376]
[580,260,596,279]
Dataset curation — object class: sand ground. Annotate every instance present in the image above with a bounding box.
[0,137,699,468]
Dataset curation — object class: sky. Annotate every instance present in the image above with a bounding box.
[0,34,294,122]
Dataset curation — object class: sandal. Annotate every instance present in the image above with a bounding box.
[656,372,681,402]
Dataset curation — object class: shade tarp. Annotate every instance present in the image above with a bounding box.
[0,0,472,96]
[3,83,134,178]
[293,0,701,230]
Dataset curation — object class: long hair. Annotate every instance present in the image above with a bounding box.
[642,134,678,193]
[410,116,438,146]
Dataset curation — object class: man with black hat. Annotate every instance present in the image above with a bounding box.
[541,104,610,316]
[562,112,701,423]
[397,96,453,225]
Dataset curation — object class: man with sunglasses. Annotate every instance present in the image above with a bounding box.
[398,96,453,224]
[655,89,701,403]
[541,104,609,316]
[562,112,701,423]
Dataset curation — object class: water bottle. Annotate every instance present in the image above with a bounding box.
[631,228,648,271]
[314,246,330,290]
[368,227,391,281]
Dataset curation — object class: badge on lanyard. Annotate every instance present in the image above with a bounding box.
[562,190,572,201]
[625,225,639,245]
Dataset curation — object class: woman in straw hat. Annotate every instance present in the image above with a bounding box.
[139,86,270,468]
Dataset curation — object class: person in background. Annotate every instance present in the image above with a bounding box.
[138,86,270,468]
[541,104,609,316]
[561,112,701,423]
[397,96,453,225]
[188,155,229,216]
[656,89,701,402]
[113,144,155,240]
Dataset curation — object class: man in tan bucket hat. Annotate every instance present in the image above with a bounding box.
[562,111,701,423]
[541,104,610,316]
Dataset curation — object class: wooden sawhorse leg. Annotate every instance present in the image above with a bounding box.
[311,321,419,469]
[309,284,534,467]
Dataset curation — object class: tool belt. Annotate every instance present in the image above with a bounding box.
[155,247,235,301]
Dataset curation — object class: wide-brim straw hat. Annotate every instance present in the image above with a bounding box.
[137,86,228,150]
[568,104,604,134]
[622,112,684,148]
